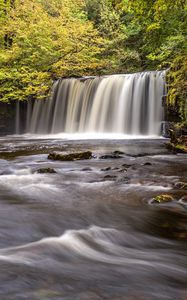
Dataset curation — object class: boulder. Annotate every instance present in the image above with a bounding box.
[48,151,92,161]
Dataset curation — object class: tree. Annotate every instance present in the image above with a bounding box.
[85,0,141,73]
[0,0,105,102]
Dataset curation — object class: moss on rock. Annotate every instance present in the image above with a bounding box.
[48,151,92,161]
[153,194,174,203]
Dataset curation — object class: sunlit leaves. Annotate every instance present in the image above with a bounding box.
[0,0,105,102]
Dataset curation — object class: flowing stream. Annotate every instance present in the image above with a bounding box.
[0,136,186,300]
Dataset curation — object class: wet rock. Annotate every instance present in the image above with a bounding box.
[152,194,174,204]
[36,168,56,174]
[174,182,187,190]
[117,176,130,183]
[81,167,92,171]
[113,150,124,155]
[166,127,187,153]
[146,208,187,240]
[143,162,152,166]
[101,167,111,171]
[121,164,132,168]
[178,195,187,205]
[48,151,92,161]
[103,175,117,180]
[99,154,123,159]
[167,142,187,153]
[118,168,127,173]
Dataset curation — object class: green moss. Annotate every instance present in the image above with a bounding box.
[175,144,187,153]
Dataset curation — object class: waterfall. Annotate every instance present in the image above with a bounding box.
[26,71,166,136]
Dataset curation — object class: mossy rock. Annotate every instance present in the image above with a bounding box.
[48,151,92,161]
[174,144,187,153]
[167,142,187,153]
[153,194,174,204]
[37,168,56,174]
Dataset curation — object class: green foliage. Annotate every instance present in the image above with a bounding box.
[0,0,105,102]
[167,54,187,121]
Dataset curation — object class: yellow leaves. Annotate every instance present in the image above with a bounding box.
[0,0,114,102]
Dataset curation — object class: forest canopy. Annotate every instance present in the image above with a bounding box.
[0,0,186,120]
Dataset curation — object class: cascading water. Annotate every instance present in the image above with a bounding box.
[26,71,166,136]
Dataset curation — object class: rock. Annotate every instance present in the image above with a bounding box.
[99,154,123,159]
[165,122,187,154]
[179,195,187,204]
[174,182,187,190]
[118,168,127,173]
[36,168,56,174]
[143,162,152,166]
[117,176,130,183]
[81,167,92,171]
[121,164,132,168]
[113,150,124,155]
[168,129,178,144]
[152,194,174,204]
[48,151,92,161]
[103,175,117,180]
[101,167,111,171]
[166,142,187,153]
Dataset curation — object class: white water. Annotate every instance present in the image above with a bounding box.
[26,72,166,136]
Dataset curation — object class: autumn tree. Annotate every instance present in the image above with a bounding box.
[0,0,105,102]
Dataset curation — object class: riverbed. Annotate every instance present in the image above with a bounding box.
[0,136,186,300]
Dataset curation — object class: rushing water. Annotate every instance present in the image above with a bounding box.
[25,71,166,136]
[0,136,186,300]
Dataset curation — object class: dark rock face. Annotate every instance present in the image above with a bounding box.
[0,102,16,136]
[48,151,92,161]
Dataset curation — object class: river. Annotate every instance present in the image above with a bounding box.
[0,135,186,300]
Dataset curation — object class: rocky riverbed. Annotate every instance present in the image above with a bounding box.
[0,135,186,300]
